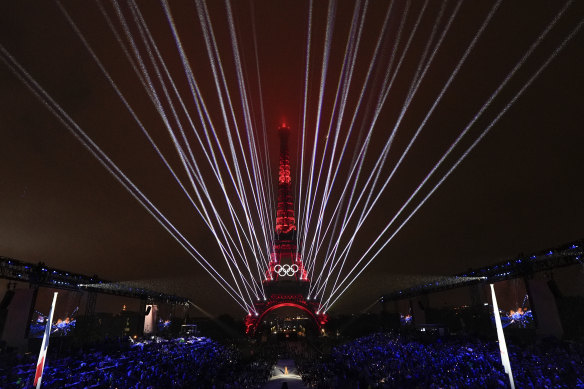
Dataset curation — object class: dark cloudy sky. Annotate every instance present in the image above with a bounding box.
[1,1,583,317]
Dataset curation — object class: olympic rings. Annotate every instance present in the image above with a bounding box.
[273,264,299,277]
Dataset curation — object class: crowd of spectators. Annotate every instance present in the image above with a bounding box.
[4,330,584,388]
[0,336,271,388]
[298,332,584,388]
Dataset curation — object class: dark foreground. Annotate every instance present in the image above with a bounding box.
[2,332,584,388]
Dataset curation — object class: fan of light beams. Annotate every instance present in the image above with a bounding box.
[1,0,581,315]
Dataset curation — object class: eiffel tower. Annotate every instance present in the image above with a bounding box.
[245,123,328,335]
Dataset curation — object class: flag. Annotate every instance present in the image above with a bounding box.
[34,292,57,389]
[490,284,515,389]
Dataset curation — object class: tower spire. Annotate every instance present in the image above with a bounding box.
[265,123,308,282]
[275,123,296,236]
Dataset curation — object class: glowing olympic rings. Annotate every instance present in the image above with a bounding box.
[273,264,299,277]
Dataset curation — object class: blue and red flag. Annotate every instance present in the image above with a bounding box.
[33,292,57,389]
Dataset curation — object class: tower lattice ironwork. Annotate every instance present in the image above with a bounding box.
[245,123,327,335]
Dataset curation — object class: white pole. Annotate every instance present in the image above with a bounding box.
[490,284,515,389]
[34,292,58,389]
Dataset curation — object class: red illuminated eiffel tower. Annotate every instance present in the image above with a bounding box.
[245,123,328,335]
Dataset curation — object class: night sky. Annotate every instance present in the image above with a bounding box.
[1,1,583,317]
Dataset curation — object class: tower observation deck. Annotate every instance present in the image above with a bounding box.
[245,123,328,335]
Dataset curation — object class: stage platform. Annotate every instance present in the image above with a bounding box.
[262,359,307,389]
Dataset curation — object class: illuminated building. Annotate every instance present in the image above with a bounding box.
[245,123,327,335]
